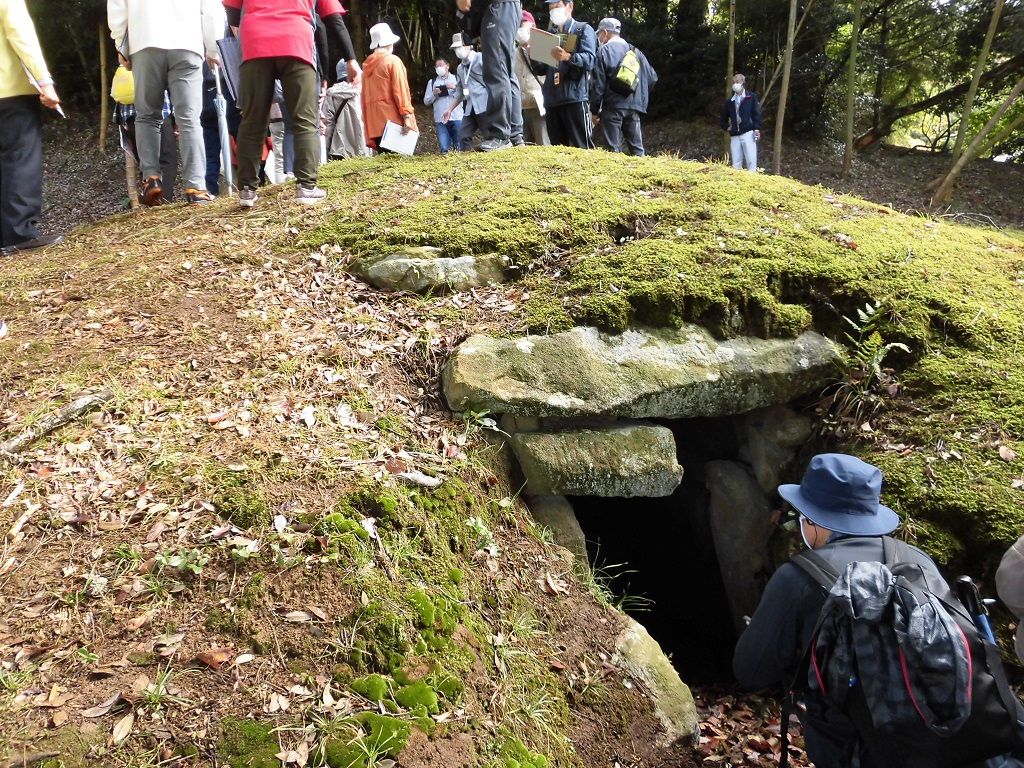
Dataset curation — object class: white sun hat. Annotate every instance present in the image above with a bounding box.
[368,22,401,50]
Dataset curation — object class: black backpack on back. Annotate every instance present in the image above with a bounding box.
[780,537,1024,768]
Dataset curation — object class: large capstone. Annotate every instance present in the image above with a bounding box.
[443,325,840,419]
[613,616,699,745]
[351,246,509,293]
[511,424,683,497]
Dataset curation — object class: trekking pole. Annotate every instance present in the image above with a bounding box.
[955,576,997,644]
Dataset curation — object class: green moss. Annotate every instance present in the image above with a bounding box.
[219,718,280,768]
[431,671,465,702]
[448,568,464,586]
[499,740,550,768]
[349,602,409,673]
[394,681,439,715]
[210,471,270,529]
[408,589,436,628]
[351,673,389,703]
[355,712,411,758]
[318,512,371,540]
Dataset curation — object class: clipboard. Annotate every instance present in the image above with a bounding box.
[528,27,562,67]
[380,120,419,156]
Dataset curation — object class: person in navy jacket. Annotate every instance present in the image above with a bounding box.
[720,73,762,172]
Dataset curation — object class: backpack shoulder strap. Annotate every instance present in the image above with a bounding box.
[790,549,841,591]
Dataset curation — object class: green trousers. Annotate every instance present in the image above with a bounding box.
[236,57,320,189]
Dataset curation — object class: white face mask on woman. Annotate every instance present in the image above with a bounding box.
[549,7,568,27]
[516,27,531,44]
[455,47,470,61]
[435,66,447,77]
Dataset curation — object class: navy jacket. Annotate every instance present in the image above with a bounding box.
[733,535,943,692]
[534,18,597,107]
[720,91,762,136]
[591,37,658,115]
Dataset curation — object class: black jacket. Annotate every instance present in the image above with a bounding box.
[534,18,597,107]
[733,535,943,691]
[591,37,658,115]
[720,91,762,136]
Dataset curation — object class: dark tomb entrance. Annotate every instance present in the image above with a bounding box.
[569,416,759,684]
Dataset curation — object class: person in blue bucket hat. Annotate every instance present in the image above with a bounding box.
[733,453,949,767]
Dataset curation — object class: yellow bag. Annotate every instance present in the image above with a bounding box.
[110,65,134,105]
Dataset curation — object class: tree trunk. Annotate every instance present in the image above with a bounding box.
[761,0,816,107]
[841,0,863,178]
[723,0,735,161]
[951,0,1005,162]
[855,52,1024,151]
[871,7,889,132]
[98,25,109,151]
[930,74,1024,206]
[772,0,798,175]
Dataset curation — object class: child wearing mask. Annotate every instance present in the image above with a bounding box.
[424,58,461,153]
[361,22,417,151]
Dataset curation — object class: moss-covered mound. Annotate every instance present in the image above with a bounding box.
[1,146,1022,766]
[309,149,1024,570]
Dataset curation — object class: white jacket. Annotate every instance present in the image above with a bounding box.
[107,0,225,59]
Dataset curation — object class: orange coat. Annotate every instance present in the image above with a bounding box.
[361,50,417,144]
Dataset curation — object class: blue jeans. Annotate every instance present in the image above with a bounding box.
[436,120,461,153]
[202,121,220,195]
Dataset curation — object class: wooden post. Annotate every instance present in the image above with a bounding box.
[126,153,140,209]
[723,0,735,162]
[98,25,109,150]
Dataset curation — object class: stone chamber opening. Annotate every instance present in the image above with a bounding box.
[566,411,812,685]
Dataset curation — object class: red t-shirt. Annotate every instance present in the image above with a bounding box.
[223,0,345,66]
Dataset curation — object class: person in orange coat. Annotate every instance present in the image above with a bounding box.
[360,22,417,151]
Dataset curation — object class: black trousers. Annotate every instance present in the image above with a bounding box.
[601,108,645,156]
[0,95,42,248]
[480,0,520,142]
[545,101,594,149]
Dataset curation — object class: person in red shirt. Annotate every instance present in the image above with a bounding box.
[222,0,360,207]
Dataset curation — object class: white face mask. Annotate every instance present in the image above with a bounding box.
[516,27,531,44]
[455,47,469,60]
[435,66,447,77]
[800,516,816,550]
[549,7,568,26]
[732,82,744,94]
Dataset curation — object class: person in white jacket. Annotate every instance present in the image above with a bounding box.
[107,0,225,205]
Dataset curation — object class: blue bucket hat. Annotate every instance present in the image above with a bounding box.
[778,454,900,536]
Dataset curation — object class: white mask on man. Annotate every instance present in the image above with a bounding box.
[435,66,447,77]
[455,47,470,60]
[516,27,531,44]
[799,516,816,550]
[549,7,568,27]
[732,82,744,94]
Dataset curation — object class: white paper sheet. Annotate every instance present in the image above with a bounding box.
[528,27,562,67]
[380,120,419,156]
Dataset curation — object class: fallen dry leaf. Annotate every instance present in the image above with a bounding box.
[112,711,134,744]
[194,646,233,670]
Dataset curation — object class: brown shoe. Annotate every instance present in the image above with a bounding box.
[141,176,164,206]
[185,189,215,204]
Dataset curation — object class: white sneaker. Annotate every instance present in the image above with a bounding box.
[238,187,258,208]
[296,184,327,205]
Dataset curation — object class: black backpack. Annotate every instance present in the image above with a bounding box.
[780,537,1024,768]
